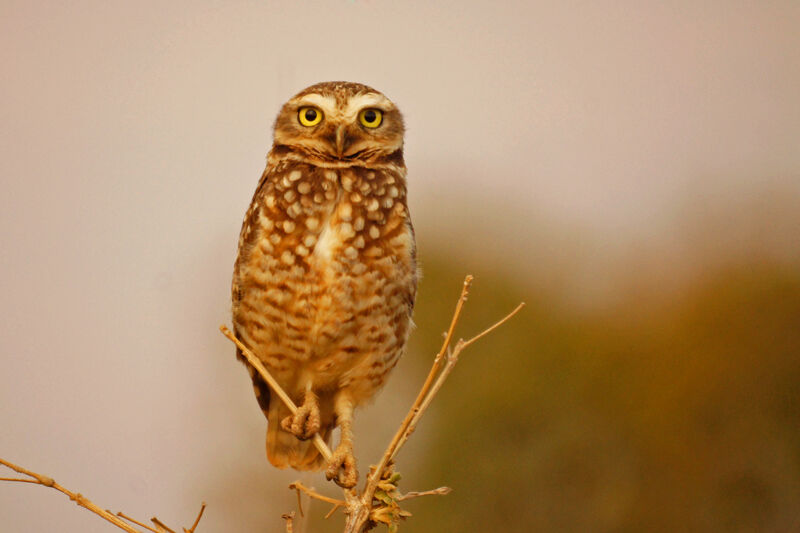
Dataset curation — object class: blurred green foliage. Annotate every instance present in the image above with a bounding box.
[403,256,800,532]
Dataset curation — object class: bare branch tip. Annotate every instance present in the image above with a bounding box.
[186,502,207,533]
[462,275,474,295]
[281,512,296,533]
[151,517,177,533]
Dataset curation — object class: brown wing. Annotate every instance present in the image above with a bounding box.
[232,165,275,415]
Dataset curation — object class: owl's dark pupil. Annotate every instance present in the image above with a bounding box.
[364,110,377,123]
[304,109,317,121]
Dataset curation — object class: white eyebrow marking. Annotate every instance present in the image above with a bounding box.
[343,93,393,118]
[294,94,337,115]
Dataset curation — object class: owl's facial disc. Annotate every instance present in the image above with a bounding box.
[273,83,404,163]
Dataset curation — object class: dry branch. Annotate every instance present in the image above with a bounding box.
[0,458,207,533]
[184,503,207,533]
[370,275,474,485]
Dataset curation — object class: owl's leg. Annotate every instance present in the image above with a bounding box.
[326,393,358,488]
[280,385,321,441]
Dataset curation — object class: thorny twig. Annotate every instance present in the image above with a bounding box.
[0,458,207,533]
[221,274,524,532]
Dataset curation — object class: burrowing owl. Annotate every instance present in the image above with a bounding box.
[231,82,416,488]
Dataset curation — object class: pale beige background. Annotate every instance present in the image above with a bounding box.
[1,1,799,532]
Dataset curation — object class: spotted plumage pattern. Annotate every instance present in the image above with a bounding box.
[231,82,417,488]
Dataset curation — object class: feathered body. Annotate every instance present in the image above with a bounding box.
[231,82,416,486]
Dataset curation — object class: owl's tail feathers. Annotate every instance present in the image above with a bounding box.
[266,402,332,471]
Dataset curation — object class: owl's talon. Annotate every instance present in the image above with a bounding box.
[280,402,321,440]
[326,447,358,488]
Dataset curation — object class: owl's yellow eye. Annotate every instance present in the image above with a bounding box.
[359,108,383,128]
[298,106,323,127]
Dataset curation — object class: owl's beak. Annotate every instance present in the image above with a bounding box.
[335,125,346,157]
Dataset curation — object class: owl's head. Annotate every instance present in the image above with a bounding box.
[272,82,404,165]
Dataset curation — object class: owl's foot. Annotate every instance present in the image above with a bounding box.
[326,444,358,489]
[281,394,320,440]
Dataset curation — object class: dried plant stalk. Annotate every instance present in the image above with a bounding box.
[0,458,206,533]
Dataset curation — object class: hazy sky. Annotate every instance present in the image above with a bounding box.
[1,2,799,532]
